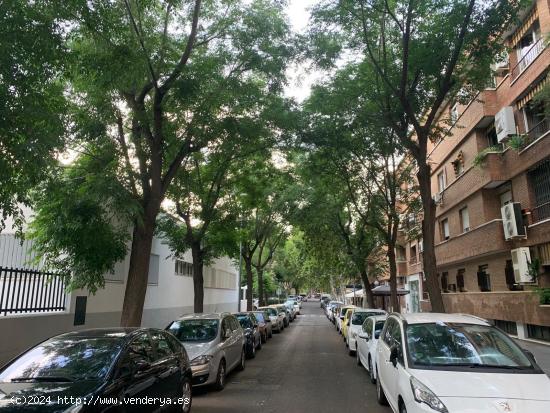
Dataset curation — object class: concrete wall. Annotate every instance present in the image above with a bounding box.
[0,230,239,366]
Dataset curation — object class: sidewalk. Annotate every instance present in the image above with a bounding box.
[516,338,550,375]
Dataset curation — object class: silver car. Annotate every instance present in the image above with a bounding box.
[260,306,284,332]
[167,313,246,390]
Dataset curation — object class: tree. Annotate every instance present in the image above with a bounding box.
[0,0,67,233]
[29,0,294,326]
[309,0,526,312]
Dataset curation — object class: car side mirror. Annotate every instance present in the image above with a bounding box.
[389,345,400,368]
[135,360,150,372]
[346,320,350,326]
[523,349,536,362]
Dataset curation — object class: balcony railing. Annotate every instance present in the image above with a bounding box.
[511,38,545,80]
[532,201,550,224]
[524,118,550,147]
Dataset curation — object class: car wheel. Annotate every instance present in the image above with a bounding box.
[269,329,273,338]
[257,337,262,350]
[399,403,407,413]
[181,376,192,413]
[236,348,246,371]
[356,349,361,366]
[368,357,376,384]
[261,332,267,344]
[376,368,388,405]
[214,359,226,391]
[248,342,256,359]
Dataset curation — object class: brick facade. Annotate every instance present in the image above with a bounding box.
[400,0,550,336]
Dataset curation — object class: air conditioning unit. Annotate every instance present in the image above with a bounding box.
[495,106,516,143]
[432,192,443,205]
[501,202,526,240]
[511,247,533,283]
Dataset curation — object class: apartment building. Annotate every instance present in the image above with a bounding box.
[400,0,550,342]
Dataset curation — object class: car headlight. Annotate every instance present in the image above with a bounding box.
[410,377,448,412]
[190,355,214,366]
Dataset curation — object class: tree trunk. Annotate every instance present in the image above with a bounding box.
[257,268,265,307]
[387,241,399,312]
[417,158,445,313]
[244,258,254,311]
[191,241,205,313]
[120,218,156,327]
[359,269,375,308]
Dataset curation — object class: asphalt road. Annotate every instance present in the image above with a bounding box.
[192,301,392,413]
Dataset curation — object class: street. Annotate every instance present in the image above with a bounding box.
[193,301,391,413]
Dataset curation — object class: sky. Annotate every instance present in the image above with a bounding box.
[284,0,321,103]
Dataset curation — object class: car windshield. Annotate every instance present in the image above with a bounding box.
[253,313,265,322]
[352,312,370,325]
[264,308,277,316]
[374,321,386,336]
[340,308,352,317]
[168,319,219,342]
[406,323,534,370]
[236,315,254,329]
[0,337,121,382]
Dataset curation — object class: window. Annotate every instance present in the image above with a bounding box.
[441,272,449,292]
[459,207,470,232]
[147,254,160,285]
[128,333,155,363]
[437,171,446,193]
[410,245,417,264]
[486,124,499,147]
[362,318,373,336]
[175,259,193,277]
[477,265,491,292]
[421,272,429,301]
[418,238,423,252]
[450,103,459,123]
[500,190,512,206]
[528,159,550,223]
[527,323,550,342]
[457,269,465,292]
[382,319,396,346]
[494,319,518,336]
[151,332,173,360]
[516,20,542,72]
[441,219,450,240]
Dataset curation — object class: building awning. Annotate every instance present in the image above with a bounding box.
[511,7,538,47]
[345,289,363,298]
[517,75,549,110]
[372,285,410,296]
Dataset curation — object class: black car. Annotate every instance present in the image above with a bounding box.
[234,313,261,359]
[0,328,192,412]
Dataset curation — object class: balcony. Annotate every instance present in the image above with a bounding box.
[437,152,507,213]
[435,220,508,266]
[511,38,545,81]
[442,290,550,326]
[522,118,550,149]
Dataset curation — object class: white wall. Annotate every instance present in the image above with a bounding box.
[0,226,239,365]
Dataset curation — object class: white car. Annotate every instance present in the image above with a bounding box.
[356,314,387,383]
[346,308,387,354]
[376,313,550,413]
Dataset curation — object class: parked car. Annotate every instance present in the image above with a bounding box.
[326,301,343,322]
[331,303,343,324]
[167,312,245,390]
[336,305,356,334]
[272,304,290,326]
[346,308,387,354]
[235,312,262,358]
[356,314,387,383]
[260,306,284,332]
[300,294,307,302]
[252,310,273,342]
[376,313,550,413]
[341,307,355,341]
[285,300,300,315]
[320,295,331,308]
[0,328,193,412]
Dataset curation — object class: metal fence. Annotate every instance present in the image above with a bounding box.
[0,267,67,316]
